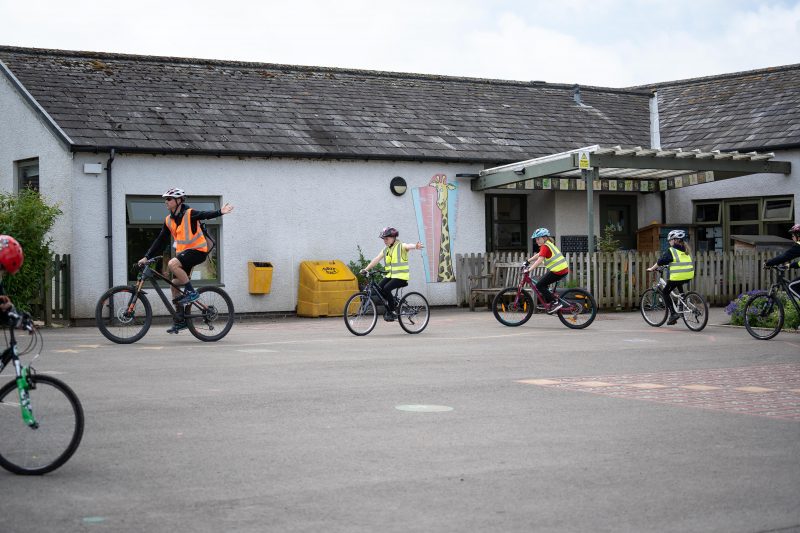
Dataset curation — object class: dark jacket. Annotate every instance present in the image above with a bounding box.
[145,203,221,259]
[765,241,800,267]
[656,242,688,267]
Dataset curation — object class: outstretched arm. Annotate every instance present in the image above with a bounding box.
[402,242,424,251]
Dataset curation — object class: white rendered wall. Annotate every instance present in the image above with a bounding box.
[0,75,74,256]
[73,154,486,318]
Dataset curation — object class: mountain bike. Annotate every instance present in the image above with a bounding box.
[95,258,234,343]
[0,310,84,475]
[640,267,708,331]
[491,264,597,329]
[743,265,800,340]
[343,269,430,336]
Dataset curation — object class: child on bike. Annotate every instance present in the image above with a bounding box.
[525,228,569,314]
[0,235,25,325]
[764,223,800,298]
[647,229,694,325]
[360,227,423,321]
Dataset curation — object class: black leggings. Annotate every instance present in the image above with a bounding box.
[661,281,685,314]
[378,278,408,312]
[536,271,568,304]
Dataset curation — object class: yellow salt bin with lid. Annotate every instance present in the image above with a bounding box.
[297,260,358,317]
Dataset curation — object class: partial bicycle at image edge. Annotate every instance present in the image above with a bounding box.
[95,258,235,344]
[0,311,84,475]
[742,265,800,340]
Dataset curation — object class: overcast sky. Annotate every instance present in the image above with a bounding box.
[1,0,799,87]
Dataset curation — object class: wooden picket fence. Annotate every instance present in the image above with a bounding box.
[456,251,777,310]
[28,254,71,325]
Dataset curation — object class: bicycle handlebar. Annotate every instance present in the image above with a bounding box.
[7,309,35,333]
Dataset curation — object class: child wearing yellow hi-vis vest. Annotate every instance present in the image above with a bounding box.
[525,228,569,314]
[647,229,694,325]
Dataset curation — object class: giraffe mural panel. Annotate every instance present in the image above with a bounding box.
[412,174,458,283]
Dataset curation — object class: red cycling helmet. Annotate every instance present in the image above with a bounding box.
[0,235,24,274]
[380,227,399,239]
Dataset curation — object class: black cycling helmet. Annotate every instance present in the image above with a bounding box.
[380,227,399,239]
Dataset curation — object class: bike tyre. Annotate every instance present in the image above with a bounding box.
[344,292,377,336]
[0,374,84,475]
[557,289,597,329]
[681,291,708,332]
[185,287,235,342]
[95,286,152,344]
[492,288,534,327]
[743,292,784,340]
[640,289,668,327]
[397,292,430,334]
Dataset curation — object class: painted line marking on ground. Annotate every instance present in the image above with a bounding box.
[53,349,80,353]
[395,404,454,412]
[76,344,101,348]
[236,348,278,353]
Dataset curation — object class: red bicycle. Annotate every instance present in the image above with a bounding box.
[491,264,597,329]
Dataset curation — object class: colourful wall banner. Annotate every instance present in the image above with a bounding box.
[412,174,458,283]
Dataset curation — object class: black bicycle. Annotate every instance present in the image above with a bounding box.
[743,265,800,340]
[0,310,84,475]
[343,270,430,336]
[95,258,234,343]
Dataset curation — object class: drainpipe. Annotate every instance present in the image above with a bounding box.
[106,149,115,289]
[650,91,666,223]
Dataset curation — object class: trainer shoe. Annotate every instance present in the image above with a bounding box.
[546,301,564,314]
[383,310,396,322]
[167,321,188,334]
[666,313,680,325]
[177,290,200,305]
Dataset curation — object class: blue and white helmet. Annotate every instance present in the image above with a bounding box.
[531,228,551,239]
[667,229,686,241]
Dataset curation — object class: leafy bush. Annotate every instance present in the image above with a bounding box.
[347,245,371,287]
[0,190,62,311]
[597,224,621,253]
[725,290,800,330]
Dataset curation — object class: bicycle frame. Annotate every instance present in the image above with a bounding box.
[125,262,210,322]
[765,268,800,314]
[360,272,403,309]
[512,268,562,308]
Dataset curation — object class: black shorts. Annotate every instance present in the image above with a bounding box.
[176,249,208,275]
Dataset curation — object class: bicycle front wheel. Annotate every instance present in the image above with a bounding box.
[95,285,152,344]
[492,288,534,327]
[681,291,708,332]
[344,292,377,336]
[640,289,668,327]
[185,287,235,342]
[557,289,597,329]
[744,292,784,340]
[0,374,84,475]
[397,292,430,334]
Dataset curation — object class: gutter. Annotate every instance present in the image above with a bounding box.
[0,59,74,149]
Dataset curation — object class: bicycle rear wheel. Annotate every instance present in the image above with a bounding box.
[95,286,152,344]
[492,288,534,327]
[185,287,235,342]
[397,292,430,334]
[744,292,784,340]
[681,291,708,332]
[557,289,597,329]
[344,292,377,336]
[0,374,84,475]
[640,289,668,327]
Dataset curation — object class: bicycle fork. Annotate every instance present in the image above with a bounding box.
[14,358,38,429]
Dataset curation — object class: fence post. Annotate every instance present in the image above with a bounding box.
[63,254,71,322]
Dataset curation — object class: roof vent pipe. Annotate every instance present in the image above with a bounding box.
[572,85,582,105]
[650,90,661,149]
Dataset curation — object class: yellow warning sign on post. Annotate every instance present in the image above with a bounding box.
[578,151,590,170]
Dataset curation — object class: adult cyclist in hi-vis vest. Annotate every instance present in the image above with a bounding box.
[647,229,694,325]
[525,228,569,314]
[138,188,233,333]
[361,227,424,322]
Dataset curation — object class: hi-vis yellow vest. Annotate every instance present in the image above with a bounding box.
[383,242,409,280]
[667,247,694,281]
[542,241,568,272]
[165,208,209,254]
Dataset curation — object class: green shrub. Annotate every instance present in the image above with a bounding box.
[0,190,62,311]
[597,224,621,253]
[347,245,372,287]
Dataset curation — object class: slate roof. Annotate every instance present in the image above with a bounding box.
[643,64,800,152]
[0,46,651,163]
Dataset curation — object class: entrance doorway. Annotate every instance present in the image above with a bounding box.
[599,195,638,250]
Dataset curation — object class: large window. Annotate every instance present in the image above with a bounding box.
[486,195,527,252]
[15,158,39,193]
[694,195,794,251]
[126,196,222,283]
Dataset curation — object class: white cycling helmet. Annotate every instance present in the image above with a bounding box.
[667,229,686,241]
[162,187,186,199]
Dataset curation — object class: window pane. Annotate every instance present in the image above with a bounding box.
[696,225,722,252]
[127,201,167,224]
[763,199,792,220]
[494,223,524,248]
[765,222,794,238]
[17,160,39,192]
[493,197,522,221]
[729,203,758,221]
[730,224,759,235]
[695,203,719,223]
